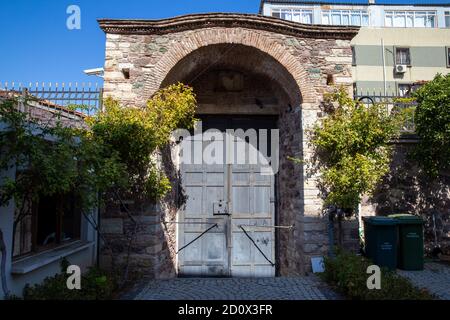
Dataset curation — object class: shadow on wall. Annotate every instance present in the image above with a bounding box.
[99,145,185,281]
[370,142,450,254]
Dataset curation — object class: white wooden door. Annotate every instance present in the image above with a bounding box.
[178,116,276,277]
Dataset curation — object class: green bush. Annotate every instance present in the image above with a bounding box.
[321,250,434,300]
[412,73,450,177]
[23,267,117,300]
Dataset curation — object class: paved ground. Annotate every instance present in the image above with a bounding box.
[123,275,342,300]
[397,262,450,300]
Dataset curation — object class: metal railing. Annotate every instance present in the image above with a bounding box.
[0,83,417,132]
[354,92,417,133]
[0,82,103,116]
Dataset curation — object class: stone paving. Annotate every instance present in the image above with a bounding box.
[123,275,342,300]
[397,262,450,300]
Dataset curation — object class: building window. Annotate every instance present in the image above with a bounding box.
[271,8,313,24]
[385,11,436,28]
[395,47,411,65]
[446,12,450,28]
[447,47,450,67]
[351,46,356,65]
[322,10,369,26]
[398,83,413,97]
[13,190,81,258]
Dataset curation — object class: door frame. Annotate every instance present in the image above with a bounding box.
[176,114,280,277]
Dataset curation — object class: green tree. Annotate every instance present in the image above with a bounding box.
[412,73,450,177]
[308,87,403,245]
[0,83,197,298]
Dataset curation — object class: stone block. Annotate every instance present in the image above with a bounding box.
[101,218,123,234]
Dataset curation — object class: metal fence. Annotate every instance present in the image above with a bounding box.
[0,82,103,116]
[0,82,416,132]
[354,92,417,133]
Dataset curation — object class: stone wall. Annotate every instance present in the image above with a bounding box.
[362,140,450,255]
[99,14,358,276]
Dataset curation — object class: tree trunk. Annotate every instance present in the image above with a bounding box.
[0,228,10,298]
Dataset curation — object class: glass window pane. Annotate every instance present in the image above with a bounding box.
[396,48,410,65]
[445,14,450,28]
[394,13,405,27]
[362,14,369,26]
[426,15,435,28]
[415,13,426,27]
[292,11,301,22]
[352,13,361,26]
[398,84,411,97]
[385,15,393,27]
[447,48,450,66]
[342,13,350,25]
[332,11,341,25]
[322,13,330,24]
[281,10,292,21]
[406,14,413,27]
[272,10,280,19]
[303,12,312,24]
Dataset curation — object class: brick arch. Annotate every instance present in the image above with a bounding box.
[143,28,315,104]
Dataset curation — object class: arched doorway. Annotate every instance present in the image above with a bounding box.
[162,44,302,277]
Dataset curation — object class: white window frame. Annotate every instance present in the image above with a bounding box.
[321,9,369,27]
[395,47,411,66]
[445,11,450,28]
[271,7,313,24]
[446,47,450,68]
[385,10,437,28]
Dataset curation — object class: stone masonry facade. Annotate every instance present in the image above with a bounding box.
[98,13,360,277]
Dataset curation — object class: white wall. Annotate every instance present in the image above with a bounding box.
[0,155,98,299]
[262,3,450,28]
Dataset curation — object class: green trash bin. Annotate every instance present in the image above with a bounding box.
[389,214,424,271]
[363,216,398,270]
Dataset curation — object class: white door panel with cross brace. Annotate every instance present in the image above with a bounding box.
[177,117,276,277]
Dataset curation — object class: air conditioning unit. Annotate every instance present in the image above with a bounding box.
[395,65,407,74]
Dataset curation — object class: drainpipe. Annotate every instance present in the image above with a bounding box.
[96,192,101,268]
[328,207,335,258]
[356,203,364,254]
[381,38,387,96]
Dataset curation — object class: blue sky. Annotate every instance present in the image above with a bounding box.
[0,0,260,86]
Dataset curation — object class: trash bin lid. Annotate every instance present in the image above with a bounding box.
[363,216,397,225]
[388,214,424,224]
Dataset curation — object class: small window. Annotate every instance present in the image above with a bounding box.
[445,12,450,28]
[272,9,281,19]
[396,47,411,65]
[446,47,450,68]
[351,46,356,66]
[13,190,81,258]
[398,83,413,97]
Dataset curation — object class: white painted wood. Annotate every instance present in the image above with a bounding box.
[178,117,276,277]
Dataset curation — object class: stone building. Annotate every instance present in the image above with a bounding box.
[98,13,360,278]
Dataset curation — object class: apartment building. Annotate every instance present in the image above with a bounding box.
[260,0,450,96]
